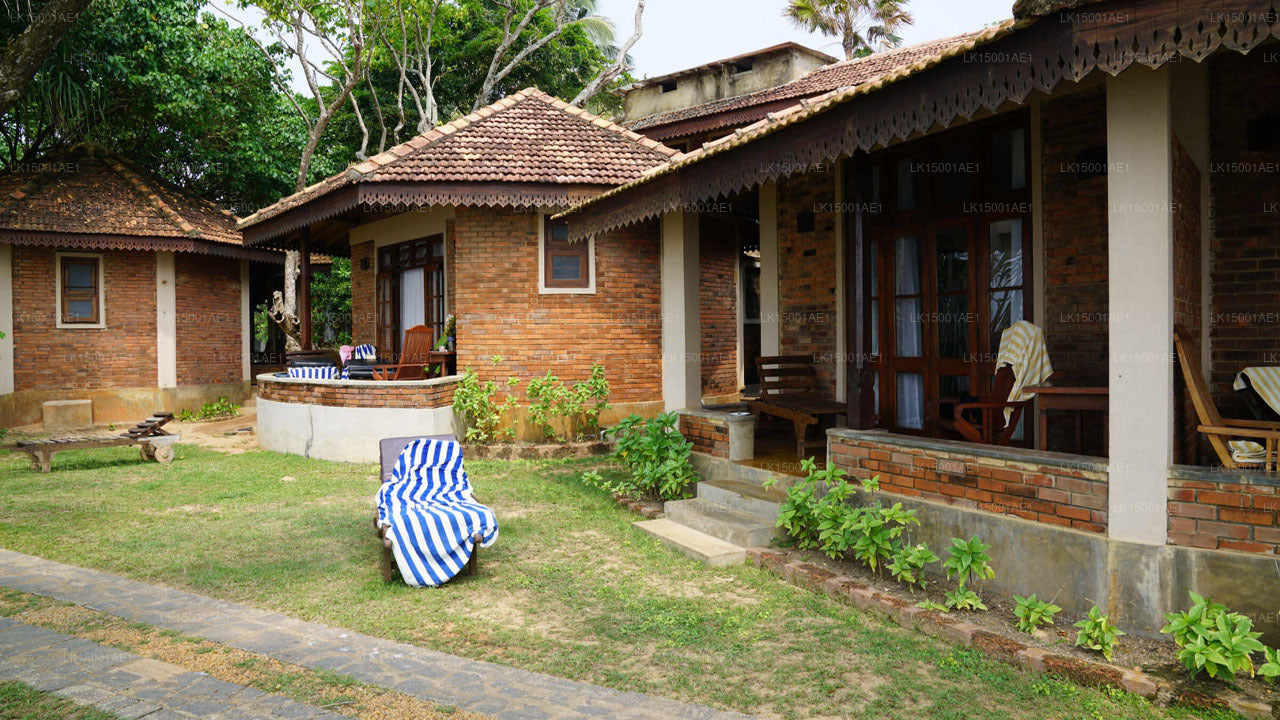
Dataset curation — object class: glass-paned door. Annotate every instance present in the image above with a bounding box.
[377,234,446,355]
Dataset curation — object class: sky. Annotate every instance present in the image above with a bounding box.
[207,0,1016,92]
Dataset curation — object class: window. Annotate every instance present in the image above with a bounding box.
[375,235,446,355]
[733,60,754,73]
[57,254,103,327]
[541,216,593,293]
[660,80,678,94]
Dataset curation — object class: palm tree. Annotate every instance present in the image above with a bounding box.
[783,0,914,61]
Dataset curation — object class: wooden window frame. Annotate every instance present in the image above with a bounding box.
[55,252,104,329]
[540,214,595,294]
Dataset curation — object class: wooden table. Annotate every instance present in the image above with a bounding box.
[1023,385,1108,455]
[428,351,457,377]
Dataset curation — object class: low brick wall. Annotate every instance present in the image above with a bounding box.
[678,411,730,458]
[1168,467,1280,555]
[256,374,459,410]
[829,430,1109,534]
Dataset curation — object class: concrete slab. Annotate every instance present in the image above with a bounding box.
[633,519,747,567]
[663,499,780,547]
[42,400,92,432]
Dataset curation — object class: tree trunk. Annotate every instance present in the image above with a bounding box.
[0,0,94,117]
[282,252,301,352]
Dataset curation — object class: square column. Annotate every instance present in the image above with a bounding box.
[661,211,701,411]
[1107,66,1174,545]
[156,251,177,389]
[759,181,781,356]
[0,243,12,395]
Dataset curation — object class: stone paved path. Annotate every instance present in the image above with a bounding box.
[0,549,757,720]
[0,617,348,719]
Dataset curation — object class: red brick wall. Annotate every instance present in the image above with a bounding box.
[350,241,375,346]
[678,412,730,458]
[830,434,1109,533]
[258,376,458,409]
[1168,476,1279,555]
[1208,51,1280,418]
[176,254,242,386]
[11,246,156,390]
[777,168,839,395]
[699,215,739,399]
[452,207,662,404]
[1171,136,1203,465]
[1040,89,1109,453]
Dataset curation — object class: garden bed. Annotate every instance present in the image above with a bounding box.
[750,546,1278,719]
[462,440,611,461]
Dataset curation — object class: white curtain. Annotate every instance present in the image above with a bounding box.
[400,268,426,331]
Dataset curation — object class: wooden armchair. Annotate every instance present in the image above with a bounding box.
[929,366,1032,446]
[372,325,437,381]
[1175,330,1280,471]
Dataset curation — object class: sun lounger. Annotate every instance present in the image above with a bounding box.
[9,412,179,473]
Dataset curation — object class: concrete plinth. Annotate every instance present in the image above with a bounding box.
[41,400,92,432]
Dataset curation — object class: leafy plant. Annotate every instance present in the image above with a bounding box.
[176,397,241,422]
[1259,647,1280,683]
[1161,592,1267,680]
[1013,594,1062,634]
[1074,606,1125,662]
[944,586,987,612]
[888,542,939,590]
[452,357,519,444]
[916,600,949,613]
[526,365,611,442]
[588,413,694,501]
[943,536,996,586]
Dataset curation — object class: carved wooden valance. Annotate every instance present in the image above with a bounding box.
[0,230,284,263]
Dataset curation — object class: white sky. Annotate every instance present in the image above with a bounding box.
[206,0,1015,91]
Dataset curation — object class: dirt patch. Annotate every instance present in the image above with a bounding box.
[8,595,486,720]
[170,411,258,455]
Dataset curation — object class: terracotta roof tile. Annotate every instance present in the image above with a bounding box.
[240,88,680,229]
[627,32,986,134]
[0,143,242,245]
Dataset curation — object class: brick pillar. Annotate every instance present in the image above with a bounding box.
[662,211,701,411]
[1106,65,1175,545]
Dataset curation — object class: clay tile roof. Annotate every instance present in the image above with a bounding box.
[240,88,681,229]
[627,31,986,134]
[0,143,242,246]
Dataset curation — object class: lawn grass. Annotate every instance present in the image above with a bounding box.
[0,445,1241,720]
[0,681,118,720]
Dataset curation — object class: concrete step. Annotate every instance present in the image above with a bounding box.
[633,519,747,567]
[663,498,781,548]
[697,479,786,522]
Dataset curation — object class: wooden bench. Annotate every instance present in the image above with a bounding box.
[10,413,179,473]
[747,355,847,458]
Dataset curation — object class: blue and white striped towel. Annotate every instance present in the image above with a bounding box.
[287,365,339,380]
[354,344,377,360]
[376,439,498,587]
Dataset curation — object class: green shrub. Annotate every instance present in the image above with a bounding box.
[526,364,611,442]
[1074,606,1124,661]
[584,413,694,501]
[452,357,519,444]
[888,542,939,589]
[944,587,987,612]
[1161,592,1268,680]
[1260,647,1280,683]
[943,536,995,586]
[1013,594,1061,634]
[177,397,240,422]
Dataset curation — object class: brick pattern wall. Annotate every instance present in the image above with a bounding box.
[777,168,839,395]
[350,241,375,346]
[1209,52,1280,418]
[1040,89,1109,454]
[1171,136,1203,465]
[678,413,730,458]
[176,254,242,386]
[830,435,1109,533]
[12,246,156,391]
[453,207,662,403]
[1168,477,1279,554]
[699,215,739,398]
[258,377,458,409]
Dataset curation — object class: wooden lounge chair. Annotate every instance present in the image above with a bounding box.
[10,412,179,473]
[372,435,482,583]
[372,325,436,381]
[1174,330,1280,471]
[930,366,1031,446]
[748,355,847,458]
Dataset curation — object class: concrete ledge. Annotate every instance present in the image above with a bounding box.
[828,428,1109,473]
[41,399,92,432]
[255,372,463,389]
[1169,463,1280,487]
[0,382,251,428]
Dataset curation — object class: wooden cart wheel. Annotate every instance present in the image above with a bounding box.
[153,445,174,464]
[139,445,155,461]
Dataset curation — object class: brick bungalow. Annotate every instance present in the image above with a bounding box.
[0,144,279,427]
[560,0,1280,639]
[239,89,687,459]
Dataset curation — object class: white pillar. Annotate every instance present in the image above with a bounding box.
[661,211,701,411]
[759,180,780,356]
[834,163,847,403]
[240,260,251,382]
[0,244,13,395]
[156,251,177,389]
[1107,66,1174,545]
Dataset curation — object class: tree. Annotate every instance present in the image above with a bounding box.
[783,0,913,60]
[0,0,93,117]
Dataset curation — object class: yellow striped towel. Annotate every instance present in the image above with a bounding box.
[996,321,1054,423]
[1228,440,1270,465]
[1233,366,1280,417]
